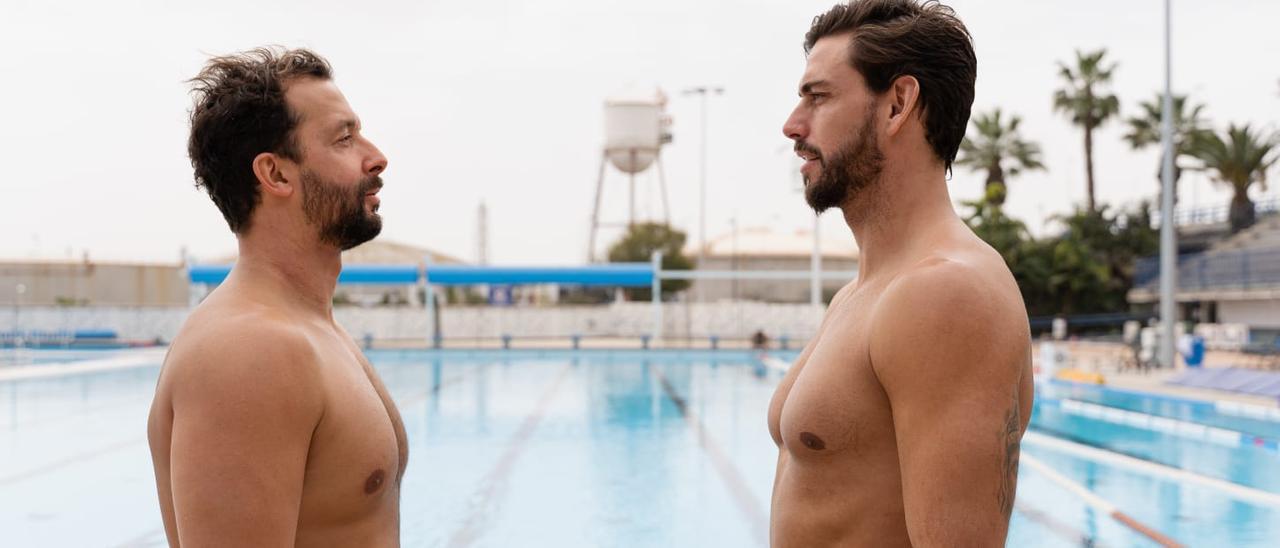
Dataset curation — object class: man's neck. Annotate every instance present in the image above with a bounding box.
[231,227,343,318]
[842,159,959,284]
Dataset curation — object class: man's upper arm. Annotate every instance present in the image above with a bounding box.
[870,262,1027,547]
[166,327,324,547]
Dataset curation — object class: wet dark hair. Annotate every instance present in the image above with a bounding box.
[805,0,976,171]
[186,47,332,234]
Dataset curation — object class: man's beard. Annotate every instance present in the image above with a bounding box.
[301,169,383,251]
[800,113,884,214]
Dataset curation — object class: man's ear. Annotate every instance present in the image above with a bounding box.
[252,152,294,198]
[886,75,921,137]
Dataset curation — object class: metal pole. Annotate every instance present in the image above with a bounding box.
[810,214,822,306]
[15,284,26,350]
[682,86,723,298]
[651,251,663,343]
[699,93,707,274]
[424,256,439,348]
[657,155,671,225]
[1158,0,1178,369]
[629,149,637,228]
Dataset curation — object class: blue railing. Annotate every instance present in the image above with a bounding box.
[1134,247,1280,291]
[1166,196,1280,226]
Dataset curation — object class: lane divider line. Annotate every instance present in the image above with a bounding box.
[1021,453,1183,548]
[1023,431,1280,508]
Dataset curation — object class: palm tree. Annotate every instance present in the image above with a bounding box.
[1123,93,1209,204]
[957,109,1045,206]
[1053,49,1120,212]
[1191,124,1278,233]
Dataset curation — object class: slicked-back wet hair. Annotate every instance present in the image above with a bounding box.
[805,0,976,171]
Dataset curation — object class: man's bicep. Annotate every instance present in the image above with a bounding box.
[166,345,322,546]
[889,374,1022,546]
[872,269,1025,546]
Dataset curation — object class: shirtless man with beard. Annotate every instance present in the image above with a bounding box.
[769,2,1034,546]
[148,48,407,547]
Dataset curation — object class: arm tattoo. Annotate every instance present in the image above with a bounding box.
[997,382,1022,519]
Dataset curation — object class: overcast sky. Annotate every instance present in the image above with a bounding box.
[3,0,1278,265]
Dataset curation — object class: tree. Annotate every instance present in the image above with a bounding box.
[962,195,1049,313]
[606,222,693,300]
[1053,49,1120,212]
[965,199,1157,317]
[1123,93,1210,204]
[957,109,1045,206]
[1191,124,1279,233]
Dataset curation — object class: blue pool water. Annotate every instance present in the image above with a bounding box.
[1,349,1278,547]
[1048,380,1280,440]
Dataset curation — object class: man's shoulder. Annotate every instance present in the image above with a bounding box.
[868,251,1028,378]
[163,305,322,405]
[884,237,1023,318]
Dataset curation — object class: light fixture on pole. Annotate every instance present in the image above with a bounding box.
[682,86,724,286]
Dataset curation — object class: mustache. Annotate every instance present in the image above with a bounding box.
[358,175,383,194]
[794,141,823,162]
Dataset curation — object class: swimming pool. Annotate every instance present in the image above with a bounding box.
[0,348,141,367]
[2,349,1278,546]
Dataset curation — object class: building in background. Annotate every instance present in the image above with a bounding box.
[0,257,186,307]
[1130,212,1280,340]
[0,239,465,308]
[689,226,858,303]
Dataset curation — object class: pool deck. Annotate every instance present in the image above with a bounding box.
[1038,340,1280,409]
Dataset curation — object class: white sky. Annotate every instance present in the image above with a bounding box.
[2,0,1278,265]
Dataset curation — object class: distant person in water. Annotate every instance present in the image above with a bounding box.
[148,47,407,547]
[752,330,770,350]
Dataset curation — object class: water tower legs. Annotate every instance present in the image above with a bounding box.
[657,155,670,226]
[588,151,608,263]
[629,149,637,228]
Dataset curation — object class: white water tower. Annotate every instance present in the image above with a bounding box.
[588,86,673,262]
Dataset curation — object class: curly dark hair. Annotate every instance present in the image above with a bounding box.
[805,0,976,172]
[186,47,332,234]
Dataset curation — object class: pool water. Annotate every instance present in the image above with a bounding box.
[2,349,1278,547]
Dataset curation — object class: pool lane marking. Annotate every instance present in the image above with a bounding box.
[446,364,571,548]
[653,369,770,546]
[1051,398,1279,453]
[1012,501,1107,548]
[1021,453,1184,548]
[0,435,145,487]
[1050,379,1280,424]
[1023,431,1280,508]
[395,371,475,408]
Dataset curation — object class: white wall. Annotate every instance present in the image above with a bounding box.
[0,302,825,343]
[1218,299,1280,330]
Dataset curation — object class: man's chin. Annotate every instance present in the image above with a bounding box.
[804,184,837,214]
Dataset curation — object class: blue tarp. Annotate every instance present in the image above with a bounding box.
[1168,368,1280,398]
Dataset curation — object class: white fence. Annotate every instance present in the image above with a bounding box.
[1,302,825,344]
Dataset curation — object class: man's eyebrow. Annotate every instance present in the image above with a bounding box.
[799,80,829,96]
[333,118,360,133]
